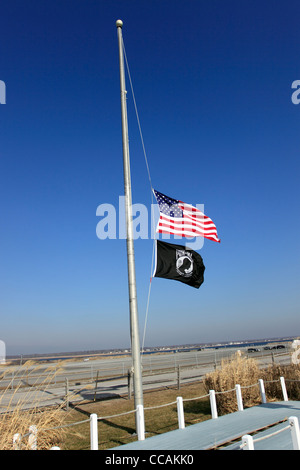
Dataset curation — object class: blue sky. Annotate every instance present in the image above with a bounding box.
[0,0,299,355]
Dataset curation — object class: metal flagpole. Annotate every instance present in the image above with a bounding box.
[116,20,143,410]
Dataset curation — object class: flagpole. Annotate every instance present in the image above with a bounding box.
[116,20,143,410]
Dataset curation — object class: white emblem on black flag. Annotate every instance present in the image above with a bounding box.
[176,250,194,278]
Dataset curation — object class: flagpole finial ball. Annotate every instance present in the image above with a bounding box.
[116,20,123,28]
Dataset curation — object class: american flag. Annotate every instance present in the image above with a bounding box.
[153,189,220,243]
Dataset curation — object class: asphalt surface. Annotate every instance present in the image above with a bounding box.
[0,346,291,411]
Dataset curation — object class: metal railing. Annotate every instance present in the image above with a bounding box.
[0,348,291,392]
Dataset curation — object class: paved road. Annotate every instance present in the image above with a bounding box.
[0,365,211,412]
[2,345,289,383]
[0,346,292,412]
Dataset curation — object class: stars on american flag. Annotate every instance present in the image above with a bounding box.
[153,191,183,218]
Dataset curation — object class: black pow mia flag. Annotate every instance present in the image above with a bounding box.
[153,240,205,289]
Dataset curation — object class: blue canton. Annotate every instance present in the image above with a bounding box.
[154,190,183,218]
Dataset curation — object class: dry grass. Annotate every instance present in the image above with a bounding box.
[0,406,65,450]
[263,363,300,401]
[0,362,68,450]
[204,352,262,414]
[0,364,211,450]
[62,381,211,450]
[204,352,300,415]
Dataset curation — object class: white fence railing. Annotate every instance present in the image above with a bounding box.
[241,416,300,450]
[12,376,300,450]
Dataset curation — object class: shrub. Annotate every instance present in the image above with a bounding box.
[263,363,300,401]
[203,352,261,415]
[203,352,300,415]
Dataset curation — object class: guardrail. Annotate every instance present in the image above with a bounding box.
[0,349,291,396]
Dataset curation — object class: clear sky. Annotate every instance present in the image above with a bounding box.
[0,0,299,355]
